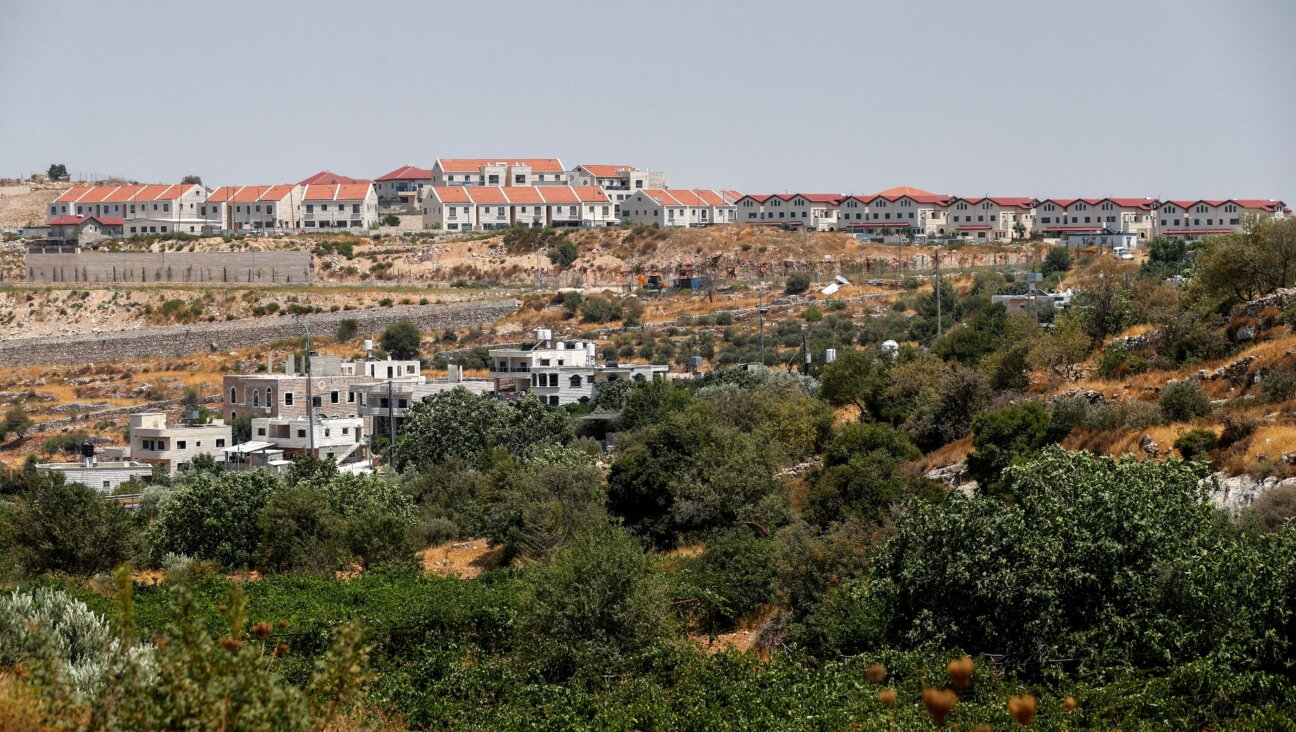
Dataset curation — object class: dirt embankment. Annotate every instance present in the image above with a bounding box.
[0,183,59,228]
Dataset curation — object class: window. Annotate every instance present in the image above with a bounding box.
[216,439,225,447]
[252,390,259,407]
[177,440,187,450]
[330,390,339,404]
[266,387,272,404]
[570,374,582,387]
[312,396,322,407]
[230,387,238,403]
[284,392,294,405]
[297,429,306,438]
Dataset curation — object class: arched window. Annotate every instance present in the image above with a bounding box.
[230,387,237,403]
[266,387,273,405]
[252,390,260,407]
[570,374,582,387]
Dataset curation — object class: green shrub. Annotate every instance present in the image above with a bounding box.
[1174,429,1218,461]
[1159,380,1212,422]
[784,272,811,295]
[1259,367,1296,403]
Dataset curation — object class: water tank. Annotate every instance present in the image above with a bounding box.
[691,356,704,368]
[556,341,566,350]
[586,342,597,359]
[536,328,552,342]
[363,339,374,352]
[80,440,95,459]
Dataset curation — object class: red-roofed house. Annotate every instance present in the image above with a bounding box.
[301,183,379,230]
[1154,199,1288,238]
[568,165,667,209]
[1034,197,1159,239]
[944,197,1036,240]
[834,191,953,235]
[374,165,433,207]
[48,183,208,236]
[735,194,843,230]
[46,215,125,244]
[617,189,740,228]
[297,171,368,186]
[421,186,614,231]
[430,159,568,188]
[204,185,304,233]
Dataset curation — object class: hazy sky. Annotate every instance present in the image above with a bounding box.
[2,0,1293,200]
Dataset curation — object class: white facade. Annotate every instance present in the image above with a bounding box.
[1153,199,1288,239]
[616,189,741,228]
[422,186,614,231]
[251,415,366,464]
[488,330,669,405]
[203,185,304,233]
[1065,229,1139,249]
[568,165,668,211]
[374,165,433,206]
[36,460,153,493]
[430,159,568,187]
[129,412,233,474]
[943,197,1035,240]
[49,183,209,235]
[301,183,379,229]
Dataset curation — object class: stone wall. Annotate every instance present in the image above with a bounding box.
[0,300,517,366]
[25,250,313,284]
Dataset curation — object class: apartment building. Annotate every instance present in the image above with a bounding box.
[617,189,741,228]
[301,183,379,229]
[429,159,567,187]
[1033,198,1157,239]
[489,329,669,406]
[222,355,422,424]
[48,183,208,235]
[249,415,366,465]
[734,194,843,230]
[421,186,614,231]
[834,190,953,235]
[374,165,433,206]
[203,185,303,233]
[943,197,1035,240]
[128,413,232,475]
[568,165,667,209]
[1153,199,1289,238]
[352,366,494,439]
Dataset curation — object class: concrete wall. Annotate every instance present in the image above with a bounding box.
[0,299,517,366]
[25,250,313,284]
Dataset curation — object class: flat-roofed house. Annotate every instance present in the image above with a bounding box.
[1154,199,1289,239]
[421,186,613,231]
[490,329,669,406]
[204,185,303,233]
[301,183,379,230]
[429,159,568,187]
[944,197,1035,240]
[617,189,740,228]
[48,183,208,236]
[374,165,433,206]
[568,164,668,210]
[128,413,233,475]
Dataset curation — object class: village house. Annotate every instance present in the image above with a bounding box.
[1153,199,1289,239]
[943,197,1035,240]
[374,164,433,207]
[489,329,669,406]
[616,189,741,228]
[127,412,232,475]
[301,183,379,229]
[429,159,568,187]
[36,449,153,494]
[352,365,494,440]
[567,165,668,209]
[203,185,303,233]
[248,415,366,465]
[45,214,124,244]
[222,354,422,425]
[48,183,209,235]
[421,186,614,231]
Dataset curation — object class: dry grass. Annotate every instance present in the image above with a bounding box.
[419,538,500,579]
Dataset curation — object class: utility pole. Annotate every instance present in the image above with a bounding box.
[934,248,943,338]
[801,327,810,375]
[387,377,395,459]
[757,282,768,366]
[303,320,315,457]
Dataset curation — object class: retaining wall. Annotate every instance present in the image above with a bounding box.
[25,250,313,284]
[0,300,517,366]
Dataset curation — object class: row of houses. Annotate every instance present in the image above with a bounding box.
[733,186,1290,240]
[374,159,667,208]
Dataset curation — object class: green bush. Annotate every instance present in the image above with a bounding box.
[334,318,359,342]
[1159,379,1212,422]
[1259,367,1296,403]
[784,272,811,295]
[1174,429,1218,461]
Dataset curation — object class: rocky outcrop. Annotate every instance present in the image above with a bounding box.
[1202,472,1296,516]
[1230,287,1296,319]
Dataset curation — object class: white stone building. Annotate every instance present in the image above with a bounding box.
[128,412,233,475]
[421,186,614,231]
[616,189,741,228]
[35,457,153,494]
[1153,199,1289,239]
[301,183,379,230]
[374,165,433,206]
[48,183,209,236]
[833,188,953,235]
[489,329,669,406]
[203,185,303,233]
[250,415,366,464]
[567,165,667,210]
[943,197,1035,240]
[734,193,842,230]
[429,159,567,187]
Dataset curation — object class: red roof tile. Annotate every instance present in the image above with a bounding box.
[209,185,297,204]
[297,171,368,186]
[436,158,565,173]
[375,165,432,182]
[875,185,937,197]
[302,183,373,201]
[578,164,635,178]
[47,214,123,226]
